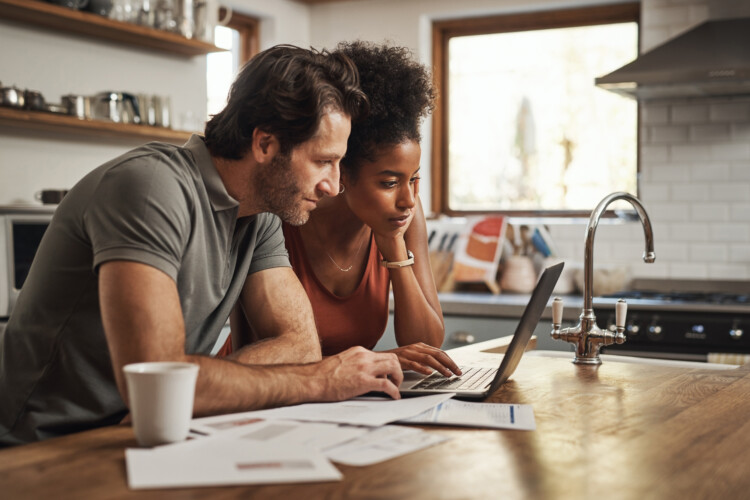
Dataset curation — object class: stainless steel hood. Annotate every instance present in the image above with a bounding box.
[596,17,750,100]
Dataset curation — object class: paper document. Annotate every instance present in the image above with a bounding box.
[324,425,450,466]
[126,428,341,489]
[191,393,454,429]
[399,400,536,431]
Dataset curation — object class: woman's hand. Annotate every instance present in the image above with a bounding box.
[384,343,462,377]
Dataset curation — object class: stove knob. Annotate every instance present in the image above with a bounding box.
[729,328,743,340]
[648,325,662,338]
[627,323,640,335]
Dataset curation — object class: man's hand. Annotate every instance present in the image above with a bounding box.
[318,347,403,401]
[385,343,462,377]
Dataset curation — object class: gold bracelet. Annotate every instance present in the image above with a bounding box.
[380,250,415,268]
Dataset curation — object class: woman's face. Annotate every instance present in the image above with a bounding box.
[343,140,421,235]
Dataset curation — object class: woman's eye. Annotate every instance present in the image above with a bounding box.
[381,181,398,188]
[410,176,421,184]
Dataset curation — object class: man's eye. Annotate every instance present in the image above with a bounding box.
[381,181,398,188]
[410,176,421,184]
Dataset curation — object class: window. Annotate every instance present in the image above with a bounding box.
[206,10,259,119]
[432,4,640,215]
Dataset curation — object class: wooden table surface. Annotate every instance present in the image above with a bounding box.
[2,355,749,500]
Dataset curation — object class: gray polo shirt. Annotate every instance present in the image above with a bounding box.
[0,135,290,446]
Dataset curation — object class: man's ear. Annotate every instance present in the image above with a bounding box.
[251,128,280,164]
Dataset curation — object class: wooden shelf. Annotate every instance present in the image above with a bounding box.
[0,107,194,144]
[0,0,225,57]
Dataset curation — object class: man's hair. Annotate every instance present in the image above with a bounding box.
[333,41,436,180]
[205,44,368,159]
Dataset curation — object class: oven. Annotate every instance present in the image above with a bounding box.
[0,206,55,321]
[594,280,750,363]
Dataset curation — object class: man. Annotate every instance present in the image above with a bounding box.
[0,45,403,447]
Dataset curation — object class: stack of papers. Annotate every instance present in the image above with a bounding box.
[125,393,536,489]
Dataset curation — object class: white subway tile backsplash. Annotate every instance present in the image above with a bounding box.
[690,163,729,181]
[651,125,689,143]
[648,164,687,182]
[630,261,670,279]
[670,104,709,124]
[710,223,750,242]
[689,243,728,262]
[669,263,708,279]
[668,223,710,242]
[690,124,731,142]
[647,241,689,262]
[730,244,750,263]
[710,183,750,202]
[640,145,670,163]
[731,123,750,141]
[639,183,670,202]
[707,263,748,280]
[671,184,710,202]
[690,202,729,221]
[641,105,669,125]
[647,201,692,222]
[710,102,750,122]
[671,143,714,162]
[687,4,710,23]
[710,142,750,161]
[731,203,750,222]
[729,162,750,181]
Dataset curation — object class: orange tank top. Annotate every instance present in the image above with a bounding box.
[282,223,390,356]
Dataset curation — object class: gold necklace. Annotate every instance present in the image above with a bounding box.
[311,219,369,272]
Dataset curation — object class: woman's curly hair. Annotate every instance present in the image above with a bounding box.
[334,41,436,180]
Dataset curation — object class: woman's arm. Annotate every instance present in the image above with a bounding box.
[379,198,460,376]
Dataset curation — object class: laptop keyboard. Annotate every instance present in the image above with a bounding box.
[411,366,497,391]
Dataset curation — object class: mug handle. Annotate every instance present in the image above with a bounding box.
[77,0,90,9]
[218,5,232,26]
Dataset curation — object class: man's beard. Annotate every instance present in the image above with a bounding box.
[255,151,310,226]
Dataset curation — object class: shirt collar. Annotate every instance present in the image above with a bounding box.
[184,134,239,212]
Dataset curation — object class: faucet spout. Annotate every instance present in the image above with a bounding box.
[583,192,655,312]
[551,192,656,365]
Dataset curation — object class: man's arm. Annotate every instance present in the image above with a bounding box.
[228,267,321,365]
[100,261,402,416]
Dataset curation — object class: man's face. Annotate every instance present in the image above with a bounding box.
[256,111,351,225]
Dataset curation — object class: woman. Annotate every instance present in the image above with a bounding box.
[229,41,459,377]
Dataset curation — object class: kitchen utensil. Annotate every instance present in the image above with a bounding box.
[176,0,195,38]
[62,94,92,120]
[23,90,46,111]
[35,189,69,205]
[151,95,171,128]
[46,0,90,10]
[0,86,25,108]
[45,103,68,115]
[86,0,113,16]
[91,92,141,124]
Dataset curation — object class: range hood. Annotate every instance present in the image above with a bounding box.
[596,17,750,100]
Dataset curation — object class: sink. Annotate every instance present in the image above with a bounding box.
[524,350,739,370]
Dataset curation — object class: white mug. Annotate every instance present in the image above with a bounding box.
[123,362,199,447]
[198,0,232,43]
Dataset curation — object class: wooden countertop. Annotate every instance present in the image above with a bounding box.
[2,353,749,499]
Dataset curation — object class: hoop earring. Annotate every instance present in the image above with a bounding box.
[339,183,346,194]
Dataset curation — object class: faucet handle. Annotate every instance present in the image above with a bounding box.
[615,299,627,342]
[552,297,563,326]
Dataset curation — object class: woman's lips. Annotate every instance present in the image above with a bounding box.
[388,214,410,227]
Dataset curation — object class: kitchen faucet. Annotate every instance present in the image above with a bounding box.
[551,192,656,365]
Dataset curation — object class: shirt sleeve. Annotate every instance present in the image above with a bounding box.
[248,213,291,275]
[84,154,192,282]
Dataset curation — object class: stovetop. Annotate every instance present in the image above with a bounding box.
[602,291,750,307]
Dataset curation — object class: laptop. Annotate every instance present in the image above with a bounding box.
[399,262,564,400]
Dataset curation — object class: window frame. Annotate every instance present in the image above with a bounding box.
[431,2,641,216]
[223,8,260,64]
